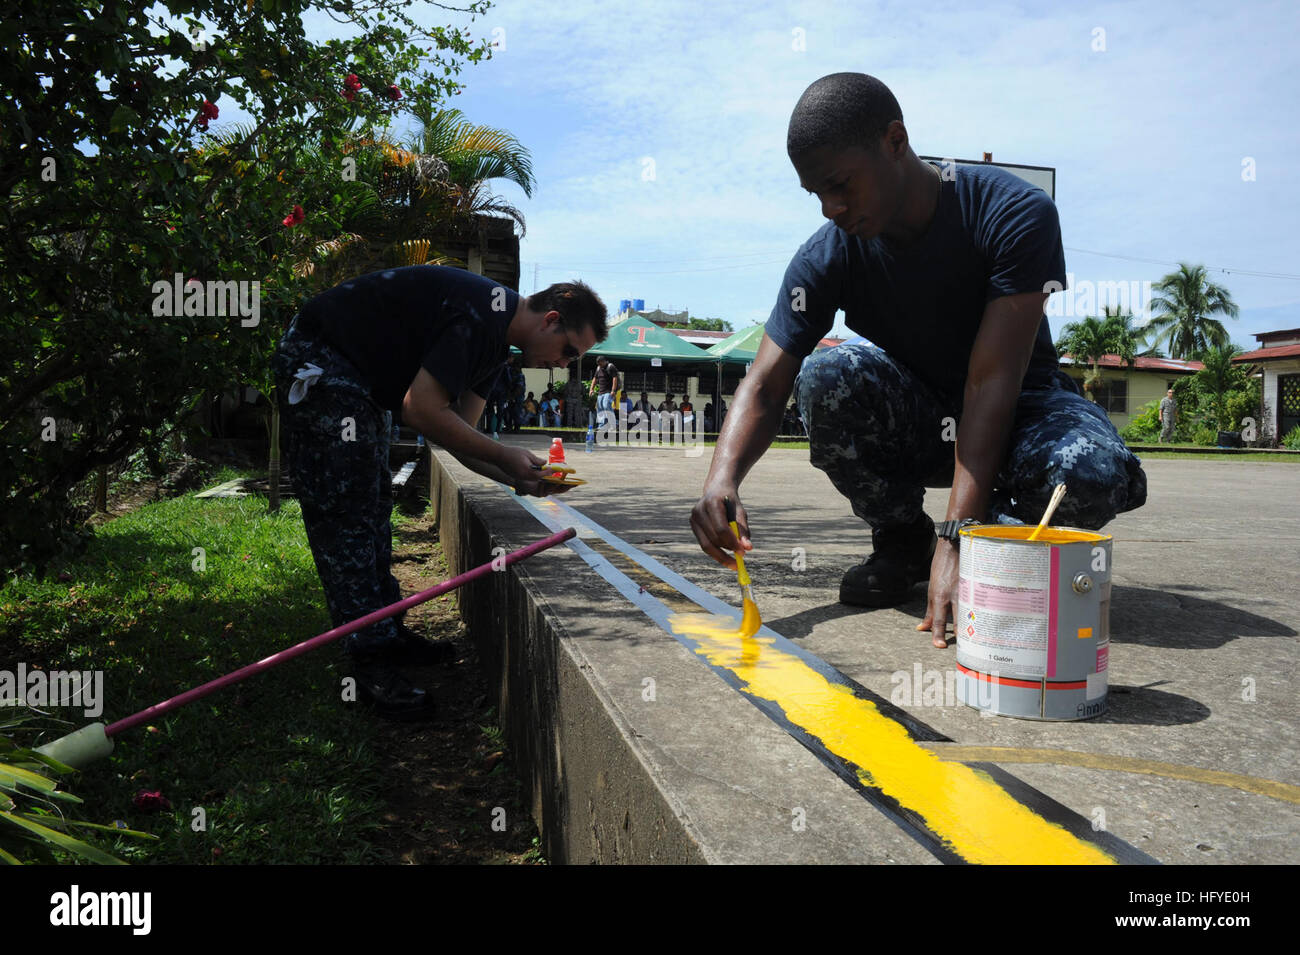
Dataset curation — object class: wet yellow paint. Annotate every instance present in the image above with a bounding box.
[964,526,1108,544]
[667,611,1118,865]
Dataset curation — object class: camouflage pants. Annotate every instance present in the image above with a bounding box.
[794,343,1147,531]
[272,317,403,659]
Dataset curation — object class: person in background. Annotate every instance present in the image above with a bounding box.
[523,391,539,426]
[680,394,695,434]
[703,401,715,433]
[1159,388,1178,443]
[658,392,680,439]
[590,355,621,429]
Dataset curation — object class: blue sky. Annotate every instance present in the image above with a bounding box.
[298,0,1300,348]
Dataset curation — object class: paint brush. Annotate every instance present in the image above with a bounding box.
[724,496,761,637]
[1027,483,1067,541]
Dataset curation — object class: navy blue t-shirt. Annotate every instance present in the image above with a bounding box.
[298,265,520,414]
[766,163,1067,403]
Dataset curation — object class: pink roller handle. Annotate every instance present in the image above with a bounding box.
[104,526,576,738]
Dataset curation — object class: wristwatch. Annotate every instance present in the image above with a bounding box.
[936,517,981,542]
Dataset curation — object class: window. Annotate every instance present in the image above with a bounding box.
[1070,376,1127,413]
[623,371,666,393]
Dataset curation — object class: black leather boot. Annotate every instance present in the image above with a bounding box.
[352,658,436,721]
[839,514,937,607]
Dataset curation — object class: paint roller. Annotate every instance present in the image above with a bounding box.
[34,526,577,769]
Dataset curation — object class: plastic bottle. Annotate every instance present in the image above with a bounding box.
[585,424,595,453]
[548,438,566,465]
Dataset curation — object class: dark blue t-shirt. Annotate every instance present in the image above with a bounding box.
[766,163,1067,403]
[298,265,520,413]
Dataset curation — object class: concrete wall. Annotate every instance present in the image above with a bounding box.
[428,449,706,863]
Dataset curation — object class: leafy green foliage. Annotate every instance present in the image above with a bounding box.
[1,0,494,572]
[1,708,155,864]
[1119,400,1161,443]
[666,317,734,332]
[1282,425,1300,451]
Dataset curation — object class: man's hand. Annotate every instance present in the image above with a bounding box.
[690,483,751,570]
[917,541,959,649]
[498,446,548,486]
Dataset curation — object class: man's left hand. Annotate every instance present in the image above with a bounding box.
[917,541,959,649]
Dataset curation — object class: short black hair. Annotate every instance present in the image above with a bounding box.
[528,280,608,342]
[787,73,903,159]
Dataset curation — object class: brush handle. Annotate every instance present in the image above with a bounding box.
[724,495,737,523]
[103,526,577,738]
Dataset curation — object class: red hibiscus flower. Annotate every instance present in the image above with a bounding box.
[386,84,402,101]
[197,98,218,130]
[282,204,305,227]
[132,790,172,812]
[344,73,361,91]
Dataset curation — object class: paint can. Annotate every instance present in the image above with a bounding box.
[954,525,1111,720]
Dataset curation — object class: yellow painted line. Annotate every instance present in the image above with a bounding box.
[669,614,1117,865]
[921,745,1300,805]
[546,513,1134,864]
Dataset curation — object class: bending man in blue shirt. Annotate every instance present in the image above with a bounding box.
[690,73,1145,649]
[274,266,607,717]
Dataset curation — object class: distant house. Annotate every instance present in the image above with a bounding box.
[1232,328,1300,441]
[1058,354,1203,429]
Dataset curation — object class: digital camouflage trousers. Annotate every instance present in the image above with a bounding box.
[793,342,1148,531]
[272,317,403,659]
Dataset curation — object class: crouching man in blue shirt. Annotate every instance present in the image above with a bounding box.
[273,266,606,718]
[690,73,1145,649]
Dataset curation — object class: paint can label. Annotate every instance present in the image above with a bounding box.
[957,534,1051,679]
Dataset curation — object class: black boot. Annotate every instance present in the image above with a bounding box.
[352,658,436,721]
[839,514,936,607]
[384,624,458,666]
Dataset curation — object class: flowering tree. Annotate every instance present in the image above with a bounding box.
[0,0,493,570]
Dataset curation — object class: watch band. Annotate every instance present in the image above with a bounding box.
[936,517,981,541]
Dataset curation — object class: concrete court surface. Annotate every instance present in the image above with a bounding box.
[484,434,1298,864]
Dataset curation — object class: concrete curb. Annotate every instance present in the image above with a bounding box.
[427,449,937,865]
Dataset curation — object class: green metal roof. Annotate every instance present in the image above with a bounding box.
[592,319,715,362]
[704,324,766,361]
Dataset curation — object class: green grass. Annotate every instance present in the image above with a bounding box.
[1129,450,1299,462]
[1,476,394,863]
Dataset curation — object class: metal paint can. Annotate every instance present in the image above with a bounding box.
[954,525,1112,720]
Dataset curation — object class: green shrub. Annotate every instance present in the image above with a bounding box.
[1192,425,1218,446]
[1120,400,1161,443]
[1283,425,1300,451]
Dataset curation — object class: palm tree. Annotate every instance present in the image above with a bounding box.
[1100,306,1142,368]
[1055,315,1111,401]
[404,106,536,260]
[1145,263,1239,359]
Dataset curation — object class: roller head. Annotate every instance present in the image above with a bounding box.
[34,722,114,770]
